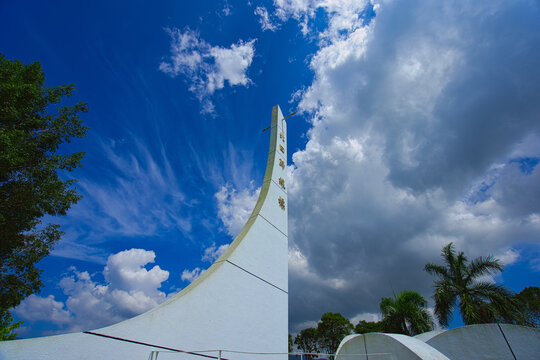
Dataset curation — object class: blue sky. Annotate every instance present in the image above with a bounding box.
[2,0,540,338]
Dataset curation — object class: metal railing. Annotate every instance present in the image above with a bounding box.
[146,350,393,360]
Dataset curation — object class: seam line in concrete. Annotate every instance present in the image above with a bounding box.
[364,334,369,360]
[271,178,288,196]
[497,324,517,360]
[258,213,288,238]
[225,260,288,294]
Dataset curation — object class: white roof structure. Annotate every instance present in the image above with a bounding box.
[335,324,540,360]
[0,105,289,360]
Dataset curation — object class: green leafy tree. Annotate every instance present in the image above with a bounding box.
[288,333,293,359]
[294,327,319,360]
[0,312,22,340]
[0,53,88,327]
[424,243,515,326]
[316,312,353,358]
[354,320,384,334]
[380,290,434,336]
[513,286,539,327]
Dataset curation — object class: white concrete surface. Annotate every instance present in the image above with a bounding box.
[499,324,540,359]
[0,105,289,360]
[413,330,446,343]
[335,333,450,360]
[426,324,540,360]
[336,324,540,360]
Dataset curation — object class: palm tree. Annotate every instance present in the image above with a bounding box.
[380,290,434,336]
[424,242,515,327]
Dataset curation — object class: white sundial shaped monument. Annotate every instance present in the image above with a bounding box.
[0,105,289,360]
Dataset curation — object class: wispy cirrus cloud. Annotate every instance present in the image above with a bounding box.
[52,136,191,263]
[159,27,256,114]
[80,138,189,236]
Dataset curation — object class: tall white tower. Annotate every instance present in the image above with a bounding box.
[0,105,289,360]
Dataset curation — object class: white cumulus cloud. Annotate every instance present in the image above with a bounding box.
[279,0,540,330]
[254,6,279,32]
[274,0,371,38]
[104,249,169,296]
[202,243,230,262]
[159,28,256,113]
[215,182,260,237]
[12,295,72,326]
[181,267,204,282]
[14,249,170,333]
[180,242,229,284]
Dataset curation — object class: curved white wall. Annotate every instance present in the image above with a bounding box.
[335,333,450,360]
[336,324,540,360]
[0,105,289,360]
[426,324,540,360]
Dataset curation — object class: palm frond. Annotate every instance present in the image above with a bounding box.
[380,291,434,335]
[460,293,481,324]
[470,282,512,298]
[424,263,448,278]
[425,243,520,326]
[442,243,456,267]
[380,297,394,318]
[433,286,455,327]
[400,290,428,307]
[467,255,503,281]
